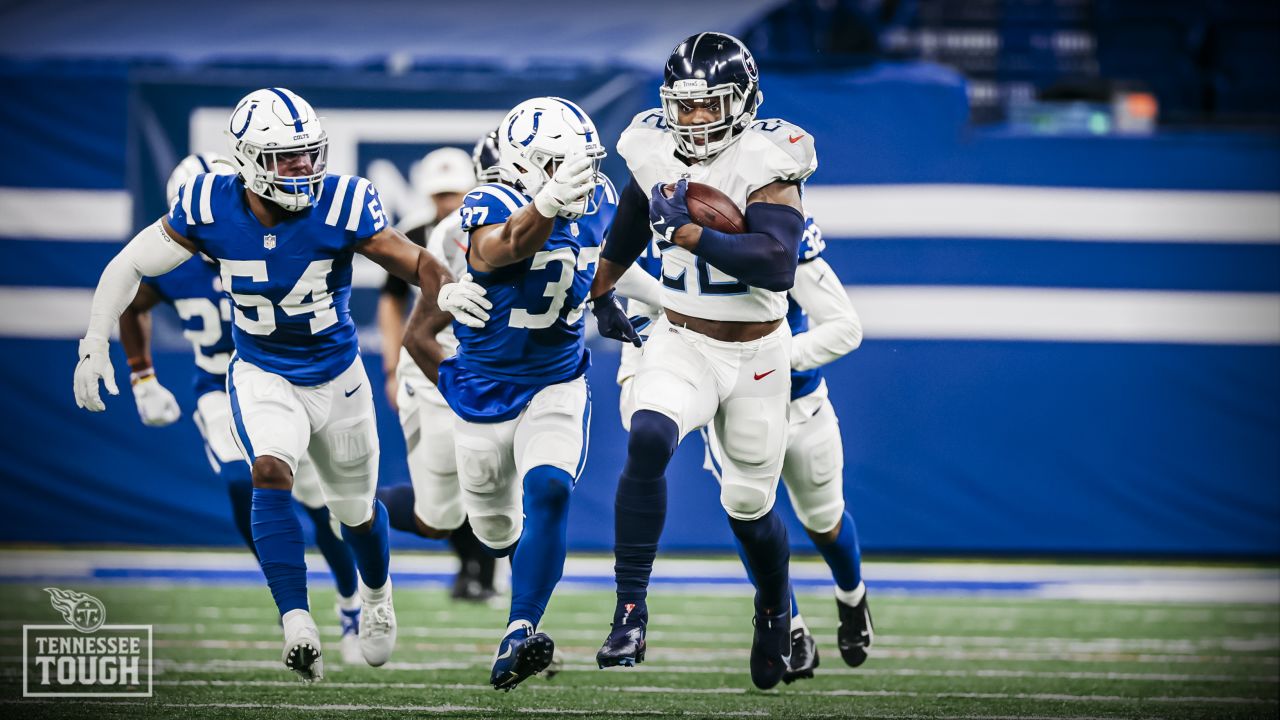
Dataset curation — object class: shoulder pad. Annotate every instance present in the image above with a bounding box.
[617,108,668,167]
[460,183,530,232]
[749,118,818,183]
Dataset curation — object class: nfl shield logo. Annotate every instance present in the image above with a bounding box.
[263,234,276,250]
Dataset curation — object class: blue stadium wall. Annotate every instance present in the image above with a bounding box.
[1,60,1277,556]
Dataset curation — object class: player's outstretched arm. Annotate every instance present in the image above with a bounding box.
[789,257,863,372]
[74,219,196,412]
[118,283,182,426]
[659,179,806,292]
[358,226,490,329]
[402,292,453,385]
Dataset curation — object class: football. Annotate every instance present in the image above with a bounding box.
[665,181,747,233]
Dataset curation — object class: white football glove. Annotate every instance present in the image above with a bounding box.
[73,337,119,412]
[533,153,595,219]
[438,273,492,329]
[131,373,181,427]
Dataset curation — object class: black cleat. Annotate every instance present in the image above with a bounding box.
[490,622,555,691]
[836,589,874,667]
[781,626,819,684]
[749,607,791,690]
[597,622,647,667]
[451,559,498,603]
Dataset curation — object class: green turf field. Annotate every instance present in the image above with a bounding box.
[2,570,1277,720]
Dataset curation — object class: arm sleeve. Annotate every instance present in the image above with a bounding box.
[600,175,653,267]
[692,202,805,292]
[85,220,194,343]
[788,257,863,371]
[615,262,664,307]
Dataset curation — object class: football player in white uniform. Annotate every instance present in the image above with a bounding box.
[118,153,366,666]
[375,139,498,602]
[72,87,476,682]
[702,216,874,681]
[587,32,812,689]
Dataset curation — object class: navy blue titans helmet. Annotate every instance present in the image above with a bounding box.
[661,32,762,160]
[472,127,502,183]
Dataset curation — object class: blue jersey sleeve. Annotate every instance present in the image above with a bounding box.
[353,182,389,240]
[460,183,530,232]
[798,216,826,263]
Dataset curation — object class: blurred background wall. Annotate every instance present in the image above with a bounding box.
[1,0,1277,556]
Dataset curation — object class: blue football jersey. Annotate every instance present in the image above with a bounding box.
[439,178,619,422]
[167,173,388,385]
[789,217,825,401]
[142,255,235,397]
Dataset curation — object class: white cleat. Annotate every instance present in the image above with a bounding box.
[358,577,397,667]
[336,599,363,666]
[281,609,324,682]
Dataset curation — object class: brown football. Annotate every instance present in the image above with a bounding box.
[664,181,746,233]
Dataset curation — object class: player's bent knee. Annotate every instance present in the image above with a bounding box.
[251,455,293,490]
[327,497,375,528]
[801,504,845,539]
[721,482,773,521]
[469,512,522,550]
[628,410,679,458]
[524,466,572,510]
[324,416,377,476]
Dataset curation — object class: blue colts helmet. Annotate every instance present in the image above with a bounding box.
[661,32,762,161]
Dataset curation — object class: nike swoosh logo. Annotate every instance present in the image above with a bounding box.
[753,369,776,381]
[788,134,805,144]
[653,218,666,226]
[496,645,514,660]
[344,384,362,397]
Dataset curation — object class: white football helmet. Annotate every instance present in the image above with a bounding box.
[223,88,328,212]
[165,152,235,206]
[496,97,606,218]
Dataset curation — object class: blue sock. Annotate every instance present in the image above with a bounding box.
[814,509,863,592]
[304,504,358,599]
[613,410,677,618]
[729,509,791,612]
[341,500,391,590]
[733,537,800,616]
[251,487,309,615]
[222,461,257,561]
[509,465,573,627]
[375,483,419,535]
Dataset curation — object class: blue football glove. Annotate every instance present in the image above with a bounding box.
[649,179,692,243]
[589,290,647,347]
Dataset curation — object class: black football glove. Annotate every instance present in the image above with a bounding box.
[590,290,648,347]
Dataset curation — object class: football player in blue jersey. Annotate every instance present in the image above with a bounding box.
[422,96,647,691]
[700,217,873,682]
[73,88,479,683]
[117,152,367,667]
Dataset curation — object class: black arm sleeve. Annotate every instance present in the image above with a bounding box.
[691,202,805,292]
[600,174,652,268]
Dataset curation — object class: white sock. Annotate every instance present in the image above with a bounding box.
[505,619,534,635]
[791,613,808,633]
[834,581,866,607]
[336,592,360,612]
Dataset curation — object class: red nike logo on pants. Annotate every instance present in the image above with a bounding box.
[753,369,776,381]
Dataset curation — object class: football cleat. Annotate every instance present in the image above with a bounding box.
[781,625,820,684]
[358,577,397,667]
[749,606,791,690]
[596,601,647,668]
[336,602,363,666]
[451,558,498,603]
[836,586,874,667]
[490,620,556,691]
[280,608,324,682]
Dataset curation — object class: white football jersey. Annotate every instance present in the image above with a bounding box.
[396,209,467,386]
[617,108,817,322]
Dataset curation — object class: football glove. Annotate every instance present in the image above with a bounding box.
[533,153,595,219]
[438,273,492,329]
[648,178,692,243]
[131,372,181,427]
[590,290,648,347]
[73,337,119,412]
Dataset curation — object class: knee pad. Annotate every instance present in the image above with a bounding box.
[456,433,505,494]
[327,497,375,528]
[721,481,773,521]
[798,501,845,536]
[519,391,585,475]
[468,512,522,551]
